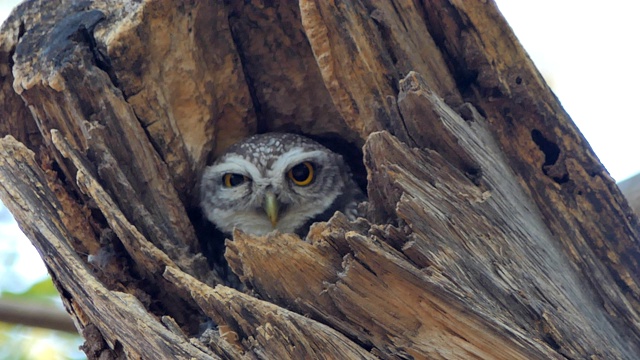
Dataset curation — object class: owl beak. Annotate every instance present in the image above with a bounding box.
[263,192,279,227]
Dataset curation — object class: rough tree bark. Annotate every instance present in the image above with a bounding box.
[1,0,639,359]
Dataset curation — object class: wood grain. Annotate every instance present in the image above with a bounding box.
[1,0,639,359]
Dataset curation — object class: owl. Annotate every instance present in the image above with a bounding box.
[200,133,365,236]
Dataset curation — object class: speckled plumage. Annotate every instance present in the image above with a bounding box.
[200,133,365,236]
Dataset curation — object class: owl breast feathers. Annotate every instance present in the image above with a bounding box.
[200,133,365,236]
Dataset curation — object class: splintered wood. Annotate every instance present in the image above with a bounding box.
[1,0,639,359]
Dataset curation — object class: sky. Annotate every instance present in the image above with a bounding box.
[0,1,639,288]
[495,0,640,182]
[0,0,16,23]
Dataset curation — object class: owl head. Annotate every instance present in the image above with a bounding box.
[200,133,363,236]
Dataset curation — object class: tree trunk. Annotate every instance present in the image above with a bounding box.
[1,0,639,359]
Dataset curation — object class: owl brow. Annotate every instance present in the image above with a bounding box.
[271,149,328,173]
[209,157,262,180]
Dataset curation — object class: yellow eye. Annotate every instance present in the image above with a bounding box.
[287,162,315,186]
[223,173,248,188]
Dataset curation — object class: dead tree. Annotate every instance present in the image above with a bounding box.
[1,0,639,359]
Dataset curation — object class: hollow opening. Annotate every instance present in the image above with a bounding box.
[192,130,369,282]
[531,129,560,167]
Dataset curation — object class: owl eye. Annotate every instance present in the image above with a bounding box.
[287,161,315,186]
[222,173,248,188]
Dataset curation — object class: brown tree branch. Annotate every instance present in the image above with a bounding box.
[0,298,77,334]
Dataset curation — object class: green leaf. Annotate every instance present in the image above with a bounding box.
[1,277,59,304]
[23,277,58,297]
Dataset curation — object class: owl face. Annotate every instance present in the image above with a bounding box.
[200,133,359,236]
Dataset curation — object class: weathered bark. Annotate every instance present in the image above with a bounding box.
[1,0,638,359]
